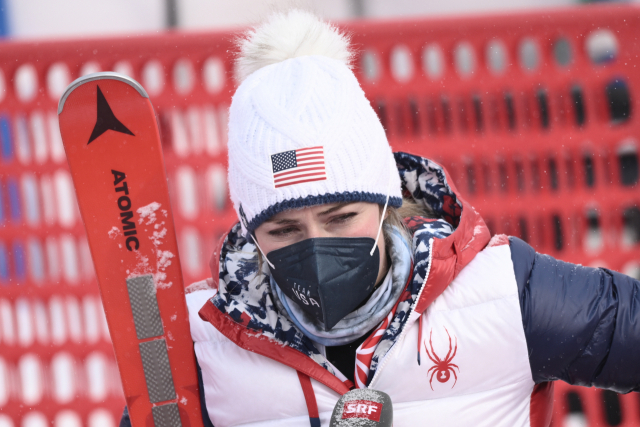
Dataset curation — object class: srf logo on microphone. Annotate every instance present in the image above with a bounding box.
[342,400,383,422]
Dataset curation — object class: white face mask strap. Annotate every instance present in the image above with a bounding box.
[370,161,393,256]
[252,234,275,269]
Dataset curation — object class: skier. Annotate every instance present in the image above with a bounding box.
[121,9,640,427]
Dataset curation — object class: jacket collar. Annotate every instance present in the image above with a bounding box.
[393,152,491,314]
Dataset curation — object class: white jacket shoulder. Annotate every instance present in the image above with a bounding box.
[185,287,224,343]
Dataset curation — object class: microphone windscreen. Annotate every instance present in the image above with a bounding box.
[329,389,393,427]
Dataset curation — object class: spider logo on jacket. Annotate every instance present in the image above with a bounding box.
[424,327,460,390]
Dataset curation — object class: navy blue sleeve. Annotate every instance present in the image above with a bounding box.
[118,358,215,427]
[509,236,640,393]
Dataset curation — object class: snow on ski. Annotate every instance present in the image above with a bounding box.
[58,72,205,427]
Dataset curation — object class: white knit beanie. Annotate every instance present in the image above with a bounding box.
[228,9,402,236]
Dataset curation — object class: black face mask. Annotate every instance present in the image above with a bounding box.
[267,237,380,331]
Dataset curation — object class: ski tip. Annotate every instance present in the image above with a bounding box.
[58,72,149,115]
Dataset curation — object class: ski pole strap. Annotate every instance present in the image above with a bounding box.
[297,371,321,427]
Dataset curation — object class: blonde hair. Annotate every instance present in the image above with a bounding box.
[382,197,435,249]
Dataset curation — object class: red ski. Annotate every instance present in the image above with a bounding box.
[58,72,205,427]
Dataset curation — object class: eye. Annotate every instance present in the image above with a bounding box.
[268,226,299,237]
[329,212,357,225]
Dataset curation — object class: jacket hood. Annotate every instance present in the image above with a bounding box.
[393,152,491,314]
[199,151,490,388]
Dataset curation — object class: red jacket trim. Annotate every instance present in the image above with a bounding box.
[198,300,351,396]
[488,234,509,247]
[530,382,554,427]
[297,372,320,419]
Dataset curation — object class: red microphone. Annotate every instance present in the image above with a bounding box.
[330,389,393,426]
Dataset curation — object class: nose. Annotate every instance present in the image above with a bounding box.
[305,224,333,239]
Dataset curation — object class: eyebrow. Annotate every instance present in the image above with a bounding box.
[264,217,299,225]
[318,202,354,216]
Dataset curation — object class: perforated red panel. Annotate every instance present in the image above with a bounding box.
[0,4,638,426]
[351,6,640,275]
[554,382,640,427]
[0,33,237,427]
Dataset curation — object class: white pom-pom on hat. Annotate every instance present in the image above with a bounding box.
[234,9,354,83]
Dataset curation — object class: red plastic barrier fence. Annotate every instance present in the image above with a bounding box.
[0,30,236,427]
[553,382,640,426]
[0,4,638,426]
[351,6,640,273]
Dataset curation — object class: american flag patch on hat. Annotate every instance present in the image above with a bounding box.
[270,146,326,188]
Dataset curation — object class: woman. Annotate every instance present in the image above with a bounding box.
[122,9,640,427]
